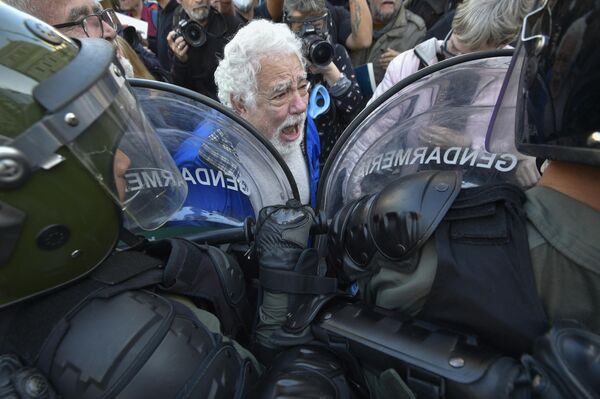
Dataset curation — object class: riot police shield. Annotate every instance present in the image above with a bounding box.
[127,80,299,240]
[309,52,544,399]
[317,51,540,254]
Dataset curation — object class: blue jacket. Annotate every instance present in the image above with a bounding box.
[168,122,255,227]
[306,84,330,208]
[306,116,321,208]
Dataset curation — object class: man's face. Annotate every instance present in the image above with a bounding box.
[181,0,210,23]
[239,54,308,155]
[53,0,117,41]
[113,149,132,201]
[370,0,401,23]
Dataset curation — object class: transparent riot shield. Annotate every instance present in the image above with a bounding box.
[317,51,540,252]
[128,80,299,240]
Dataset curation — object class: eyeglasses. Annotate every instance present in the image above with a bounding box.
[441,29,459,58]
[53,9,120,38]
[262,79,311,108]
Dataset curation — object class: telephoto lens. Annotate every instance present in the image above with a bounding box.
[303,33,333,67]
[176,19,207,47]
[121,26,140,48]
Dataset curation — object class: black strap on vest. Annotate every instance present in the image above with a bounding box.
[147,239,253,341]
[94,238,253,342]
[260,268,338,294]
[420,183,548,356]
[31,238,251,368]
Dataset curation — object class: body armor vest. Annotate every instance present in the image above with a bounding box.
[0,238,257,398]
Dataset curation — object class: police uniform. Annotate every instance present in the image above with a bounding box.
[0,6,259,397]
[526,186,600,332]
[313,0,600,397]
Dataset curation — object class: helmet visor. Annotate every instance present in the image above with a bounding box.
[485,42,528,155]
[69,84,187,230]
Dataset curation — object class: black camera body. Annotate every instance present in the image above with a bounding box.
[174,19,207,48]
[300,26,334,67]
[121,25,141,48]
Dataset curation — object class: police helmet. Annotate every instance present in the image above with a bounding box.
[514,0,600,165]
[0,4,186,308]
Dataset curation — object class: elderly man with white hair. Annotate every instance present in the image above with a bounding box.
[215,19,320,206]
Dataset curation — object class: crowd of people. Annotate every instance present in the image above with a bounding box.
[16,0,518,161]
[3,0,533,183]
[1,0,600,398]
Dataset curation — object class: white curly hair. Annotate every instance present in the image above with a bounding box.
[214,19,305,109]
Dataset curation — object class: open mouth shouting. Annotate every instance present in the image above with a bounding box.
[280,122,302,142]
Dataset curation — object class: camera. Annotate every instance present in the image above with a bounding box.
[300,25,334,67]
[174,19,207,48]
[121,26,141,48]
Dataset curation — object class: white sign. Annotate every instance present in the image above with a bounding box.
[115,12,148,39]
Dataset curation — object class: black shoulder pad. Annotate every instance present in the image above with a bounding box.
[369,170,461,260]
[329,170,461,279]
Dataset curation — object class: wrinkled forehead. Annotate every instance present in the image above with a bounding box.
[257,54,306,93]
[63,0,101,22]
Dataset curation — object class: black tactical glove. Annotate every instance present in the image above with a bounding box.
[522,320,600,399]
[255,199,315,268]
[254,200,337,361]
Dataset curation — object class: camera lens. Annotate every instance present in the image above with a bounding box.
[304,34,333,67]
[186,25,202,42]
[121,26,139,48]
[309,40,334,67]
[181,20,207,47]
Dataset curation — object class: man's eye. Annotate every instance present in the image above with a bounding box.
[271,92,286,100]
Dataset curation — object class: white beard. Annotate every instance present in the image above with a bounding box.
[267,114,310,204]
[269,113,306,156]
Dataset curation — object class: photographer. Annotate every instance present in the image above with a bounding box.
[118,0,159,54]
[167,0,243,100]
[285,0,363,163]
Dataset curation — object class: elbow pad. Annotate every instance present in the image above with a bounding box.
[327,170,462,282]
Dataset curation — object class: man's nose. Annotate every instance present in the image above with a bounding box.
[103,20,117,41]
[289,90,307,115]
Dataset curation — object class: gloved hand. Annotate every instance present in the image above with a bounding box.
[254,200,336,359]
[521,321,600,399]
[255,199,315,261]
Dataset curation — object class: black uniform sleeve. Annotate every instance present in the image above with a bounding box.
[330,44,363,124]
[171,56,190,89]
[313,44,363,162]
[330,5,352,47]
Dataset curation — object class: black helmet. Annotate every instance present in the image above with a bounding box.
[490,0,600,165]
[0,4,186,308]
